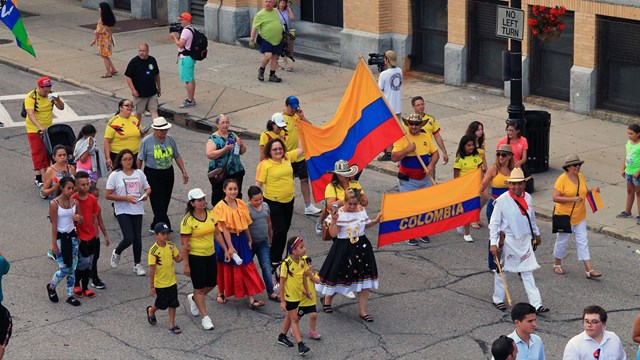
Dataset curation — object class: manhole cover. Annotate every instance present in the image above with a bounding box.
[79,19,168,34]
[0,39,12,45]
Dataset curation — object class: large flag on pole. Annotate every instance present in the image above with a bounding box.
[0,0,36,57]
[377,169,482,248]
[295,57,404,202]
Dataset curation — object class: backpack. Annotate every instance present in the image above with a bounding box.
[21,89,37,118]
[184,26,208,61]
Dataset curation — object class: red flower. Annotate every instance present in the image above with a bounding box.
[558,23,565,30]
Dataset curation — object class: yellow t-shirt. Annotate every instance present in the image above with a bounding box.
[24,90,55,133]
[180,209,217,256]
[148,241,179,288]
[324,180,364,201]
[299,256,317,307]
[280,255,307,302]
[259,130,286,147]
[281,112,302,163]
[255,149,301,203]
[453,154,483,177]
[420,113,441,136]
[104,115,141,154]
[554,172,587,225]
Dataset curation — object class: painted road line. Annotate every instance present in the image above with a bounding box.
[4,114,112,128]
[0,91,89,101]
[0,103,14,127]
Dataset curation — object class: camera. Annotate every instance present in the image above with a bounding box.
[367,53,386,73]
[169,22,183,33]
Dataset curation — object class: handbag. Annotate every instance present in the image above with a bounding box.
[552,179,579,234]
[513,199,538,251]
[207,135,231,186]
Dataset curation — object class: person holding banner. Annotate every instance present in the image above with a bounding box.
[551,155,602,279]
[489,168,548,314]
[316,188,381,321]
[391,113,439,246]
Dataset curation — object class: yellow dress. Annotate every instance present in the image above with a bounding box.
[96,19,113,57]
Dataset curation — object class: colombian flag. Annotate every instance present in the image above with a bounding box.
[378,169,482,248]
[296,57,404,202]
[586,189,603,213]
[0,0,36,57]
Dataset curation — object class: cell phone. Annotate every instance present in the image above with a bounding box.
[137,194,148,202]
[141,124,152,134]
[332,203,339,210]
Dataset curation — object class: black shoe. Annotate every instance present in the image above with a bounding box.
[377,152,392,161]
[406,239,419,246]
[278,333,294,347]
[91,278,106,289]
[258,68,265,81]
[419,236,431,244]
[46,284,59,303]
[298,342,310,355]
[269,74,282,83]
[66,296,81,306]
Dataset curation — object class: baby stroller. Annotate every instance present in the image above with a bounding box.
[43,123,76,166]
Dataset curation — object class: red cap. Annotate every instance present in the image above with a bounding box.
[37,76,52,88]
[178,13,192,21]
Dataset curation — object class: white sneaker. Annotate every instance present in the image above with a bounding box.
[315,222,323,234]
[304,204,322,215]
[456,226,464,234]
[463,234,474,242]
[201,315,214,330]
[187,293,199,316]
[133,264,146,276]
[344,291,356,299]
[110,249,120,268]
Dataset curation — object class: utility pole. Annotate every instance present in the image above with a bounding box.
[506,0,525,134]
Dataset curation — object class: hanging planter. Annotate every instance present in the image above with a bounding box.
[528,5,567,42]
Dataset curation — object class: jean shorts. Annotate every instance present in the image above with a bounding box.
[626,173,640,187]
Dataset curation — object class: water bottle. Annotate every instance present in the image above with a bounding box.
[233,141,240,156]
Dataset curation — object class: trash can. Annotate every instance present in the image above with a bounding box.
[524,110,551,174]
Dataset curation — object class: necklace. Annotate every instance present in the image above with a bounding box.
[347,226,360,244]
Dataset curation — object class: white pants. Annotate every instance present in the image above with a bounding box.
[553,220,590,261]
[493,271,542,309]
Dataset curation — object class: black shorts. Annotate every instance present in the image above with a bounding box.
[188,254,217,290]
[155,284,180,310]
[297,305,317,318]
[291,160,309,180]
[0,304,12,348]
[285,300,300,311]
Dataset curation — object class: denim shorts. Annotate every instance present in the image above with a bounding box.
[626,173,640,187]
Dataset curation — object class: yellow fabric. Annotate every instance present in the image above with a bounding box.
[24,90,55,133]
[392,129,437,156]
[420,113,440,136]
[259,130,284,147]
[453,154,483,176]
[281,113,302,163]
[554,172,587,225]
[212,199,253,233]
[104,115,141,154]
[180,209,217,256]
[324,180,364,200]
[255,149,300,203]
[491,170,509,190]
[280,256,307,302]
[148,241,179,288]
[299,271,318,307]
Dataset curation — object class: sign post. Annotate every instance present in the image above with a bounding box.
[496,6,524,40]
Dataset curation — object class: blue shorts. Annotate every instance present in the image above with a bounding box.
[626,173,640,187]
[260,40,283,55]
[179,56,195,83]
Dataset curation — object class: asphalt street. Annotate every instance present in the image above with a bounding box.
[1,67,639,359]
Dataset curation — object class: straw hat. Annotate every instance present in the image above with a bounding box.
[504,168,531,183]
[562,154,585,171]
[402,113,428,127]
[331,160,358,177]
[497,144,513,154]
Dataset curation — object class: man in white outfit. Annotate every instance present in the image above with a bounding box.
[377,50,402,161]
[489,168,549,314]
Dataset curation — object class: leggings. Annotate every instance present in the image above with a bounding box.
[90,237,101,280]
[144,166,175,229]
[75,238,97,289]
[265,198,294,265]
[115,214,143,264]
[51,237,79,297]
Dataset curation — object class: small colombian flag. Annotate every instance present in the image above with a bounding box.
[586,189,603,213]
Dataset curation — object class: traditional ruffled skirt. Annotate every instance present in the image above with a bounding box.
[215,232,265,298]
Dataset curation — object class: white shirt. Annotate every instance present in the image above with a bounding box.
[106,169,150,215]
[563,330,626,360]
[378,67,402,114]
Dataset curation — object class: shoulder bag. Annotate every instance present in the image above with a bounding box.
[208,135,231,186]
[552,179,579,234]
[513,199,538,251]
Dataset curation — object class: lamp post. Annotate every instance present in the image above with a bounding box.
[507,0,525,134]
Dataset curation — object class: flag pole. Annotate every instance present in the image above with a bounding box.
[359,56,436,185]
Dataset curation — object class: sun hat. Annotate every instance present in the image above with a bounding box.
[402,113,427,127]
[562,154,585,171]
[152,117,172,130]
[332,160,358,178]
[188,188,206,201]
[504,168,531,183]
[271,113,287,128]
[497,144,513,154]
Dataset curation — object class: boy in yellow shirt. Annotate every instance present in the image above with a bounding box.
[299,256,321,340]
[146,223,183,334]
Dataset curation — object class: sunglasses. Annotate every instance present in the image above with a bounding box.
[407,122,422,127]
[497,152,511,158]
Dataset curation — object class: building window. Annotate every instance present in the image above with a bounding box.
[469,0,509,87]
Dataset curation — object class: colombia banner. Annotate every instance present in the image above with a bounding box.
[378,169,482,248]
[295,57,404,203]
[0,0,36,57]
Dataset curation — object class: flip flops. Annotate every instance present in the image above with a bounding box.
[249,300,265,309]
[321,298,333,313]
[494,302,507,311]
[268,293,281,301]
[553,265,564,274]
[146,306,157,326]
[217,294,227,304]
[536,306,550,313]
[169,325,182,334]
[359,314,374,322]
[84,289,96,298]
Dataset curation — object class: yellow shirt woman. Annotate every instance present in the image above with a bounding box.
[104,115,141,154]
[255,149,300,203]
[554,172,587,225]
[180,209,217,256]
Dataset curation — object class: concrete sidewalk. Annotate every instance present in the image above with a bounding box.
[2,0,639,244]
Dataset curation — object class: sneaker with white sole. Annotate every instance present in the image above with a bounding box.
[47,250,57,261]
[406,239,419,246]
[187,293,199,316]
[308,330,322,340]
[298,342,310,355]
[110,249,120,268]
[343,291,356,299]
[315,222,323,235]
[133,264,146,276]
[179,99,197,108]
[304,205,322,215]
[201,315,214,330]
[463,234,474,242]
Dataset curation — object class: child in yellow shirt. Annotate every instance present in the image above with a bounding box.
[299,256,321,340]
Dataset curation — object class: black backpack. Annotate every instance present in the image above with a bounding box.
[185,26,208,61]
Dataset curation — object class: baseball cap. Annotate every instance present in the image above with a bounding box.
[178,12,192,21]
[154,222,173,234]
[285,96,299,109]
[188,188,206,201]
[38,76,53,88]
[271,113,287,128]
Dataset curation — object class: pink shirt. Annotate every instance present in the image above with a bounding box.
[179,27,194,58]
[497,136,528,164]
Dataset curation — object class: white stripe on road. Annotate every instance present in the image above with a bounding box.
[3,114,113,128]
[0,103,14,127]
[0,91,89,101]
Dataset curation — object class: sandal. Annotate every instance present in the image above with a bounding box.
[216,294,227,304]
[471,222,481,229]
[586,270,602,279]
[284,67,294,72]
[359,314,374,322]
[553,265,564,275]
[248,300,265,309]
[146,306,157,325]
[321,297,333,313]
[536,306,550,313]
[169,325,182,334]
[74,286,84,297]
[268,293,281,301]
[84,289,96,298]
[100,74,112,78]
[494,302,507,311]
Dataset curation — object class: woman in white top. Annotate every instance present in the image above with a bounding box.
[106,149,151,276]
[277,0,295,71]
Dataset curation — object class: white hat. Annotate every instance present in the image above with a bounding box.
[152,117,172,130]
[188,188,206,201]
[271,113,287,128]
[332,160,359,177]
[504,168,531,183]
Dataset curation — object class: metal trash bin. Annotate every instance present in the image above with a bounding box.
[525,110,551,174]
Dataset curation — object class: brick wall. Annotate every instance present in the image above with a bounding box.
[448,0,468,45]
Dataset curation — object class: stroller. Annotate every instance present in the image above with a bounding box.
[43,123,76,166]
